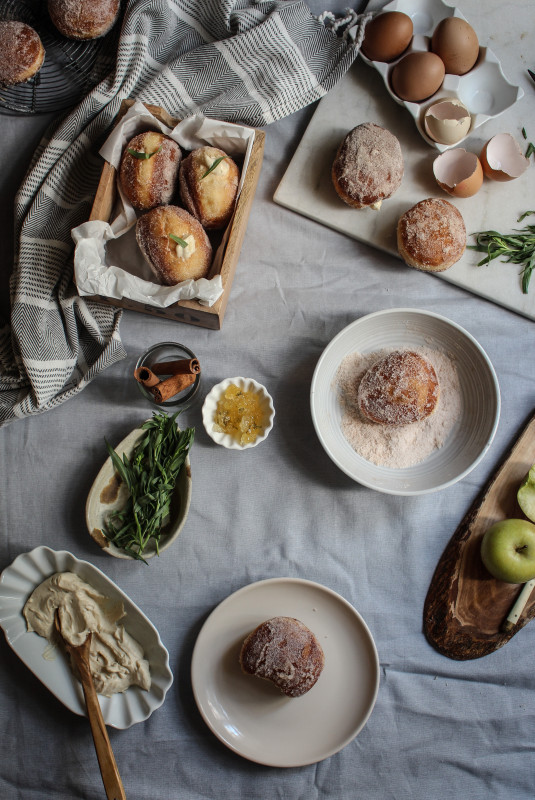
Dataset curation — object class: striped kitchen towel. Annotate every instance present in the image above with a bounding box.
[0,0,370,426]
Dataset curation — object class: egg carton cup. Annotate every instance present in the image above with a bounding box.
[360,0,523,151]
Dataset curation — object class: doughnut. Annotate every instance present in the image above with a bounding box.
[136,205,212,286]
[120,132,182,211]
[397,198,466,272]
[179,146,240,229]
[331,122,403,210]
[0,21,45,86]
[358,350,440,426]
[239,617,325,698]
[48,0,120,40]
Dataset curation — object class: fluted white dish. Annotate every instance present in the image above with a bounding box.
[310,308,500,495]
[0,546,173,728]
[202,377,275,450]
[191,577,379,767]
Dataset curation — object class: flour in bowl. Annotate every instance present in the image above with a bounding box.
[336,346,461,468]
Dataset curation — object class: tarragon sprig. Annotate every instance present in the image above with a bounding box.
[127,145,162,160]
[103,412,194,563]
[469,212,535,294]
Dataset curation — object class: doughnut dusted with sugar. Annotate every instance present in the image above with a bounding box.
[332,122,404,210]
[397,198,466,272]
[179,146,240,229]
[358,350,440,426]
[136,205,212,286]
[48,0,120,40]
[119,131,182,211]
[239,616,325,698]
[0,21,45,86]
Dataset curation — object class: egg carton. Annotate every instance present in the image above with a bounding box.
[360,0,524,151]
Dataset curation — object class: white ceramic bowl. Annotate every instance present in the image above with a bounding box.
[202,377,275,450]
[310,309,500,495]
[86,422,192,559]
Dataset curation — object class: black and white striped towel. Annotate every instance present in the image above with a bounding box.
[0,0,370,426]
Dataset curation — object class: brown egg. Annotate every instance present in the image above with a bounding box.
[361,11,413,63]
[480,133,530,181]
[431,17,479,75]
[391,52,445,102]
[433,149,483,198]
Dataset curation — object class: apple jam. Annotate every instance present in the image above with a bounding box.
[213,383,264,445]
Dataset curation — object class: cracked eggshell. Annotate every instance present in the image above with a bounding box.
[424,98,472,145]
[433,148,483,198]
[480,133,530,181]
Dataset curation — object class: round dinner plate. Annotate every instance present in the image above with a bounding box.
[191,578,380,767]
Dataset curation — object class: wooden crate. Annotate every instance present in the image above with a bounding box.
[84,100,265,330]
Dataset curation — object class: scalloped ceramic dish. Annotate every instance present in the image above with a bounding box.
[360,0,523,151]
[202,377,275,450]
[310,309,501,495]
[86,421,192,559]
[0,546,173,728]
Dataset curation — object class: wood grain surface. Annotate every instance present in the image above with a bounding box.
[423,409,535,660]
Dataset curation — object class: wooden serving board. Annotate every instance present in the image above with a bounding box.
[424,409,535,660]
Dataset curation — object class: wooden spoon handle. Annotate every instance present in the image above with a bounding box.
[75,655,127,800]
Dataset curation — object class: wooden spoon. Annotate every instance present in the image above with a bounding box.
[55,612,127,799]
[424,409,535,660]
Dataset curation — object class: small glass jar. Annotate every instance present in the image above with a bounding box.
[135,342,201,411]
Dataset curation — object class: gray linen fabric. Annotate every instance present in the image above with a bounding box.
[0,0,369,426]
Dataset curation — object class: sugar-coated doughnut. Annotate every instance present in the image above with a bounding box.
[0,21,45,86]
[179,146,240,230]
[358,350,440,426]
[332,122,404,210]
[48,0,120,40]
[120,132,182,211]
[136,205,212,286]
[397,198,466,272]
[239,617,325,698]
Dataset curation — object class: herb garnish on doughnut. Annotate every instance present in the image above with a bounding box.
[120,132,182,211]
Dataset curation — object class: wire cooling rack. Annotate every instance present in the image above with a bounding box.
[0,0,122,115]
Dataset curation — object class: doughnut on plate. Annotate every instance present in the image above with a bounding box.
[191,577,379,767]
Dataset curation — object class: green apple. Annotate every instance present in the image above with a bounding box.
[517,464,535,523]
[480,518,535,583]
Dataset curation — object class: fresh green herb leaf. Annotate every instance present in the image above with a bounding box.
[103,412,194,563]
[526,142,535,159]
[127,145,163,160]
[201,155,228,179]
[169,233,188,248]
[469,215,535,294]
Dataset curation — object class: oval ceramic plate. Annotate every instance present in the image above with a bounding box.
[191,578,379,767]
[86,421,192,559]
[310,308,500,495]
[0,546,173,728]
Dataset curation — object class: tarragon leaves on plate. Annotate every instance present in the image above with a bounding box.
[103,412,194,563]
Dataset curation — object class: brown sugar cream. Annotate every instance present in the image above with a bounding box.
[336,346,461,469]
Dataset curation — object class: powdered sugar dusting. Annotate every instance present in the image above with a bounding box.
[336,347,461,468]
[240,617,324,698]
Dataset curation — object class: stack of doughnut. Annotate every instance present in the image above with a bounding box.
[118,131,240,286]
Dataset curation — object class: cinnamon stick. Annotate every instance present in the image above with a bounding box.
[151,358,201,376]
[134,366,161,388]
[150,372,197,403]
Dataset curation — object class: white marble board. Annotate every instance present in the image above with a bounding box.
[274,0,535,321]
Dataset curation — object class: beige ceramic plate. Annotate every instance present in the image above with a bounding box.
[85,422,192,559]
[191,578,379,767]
